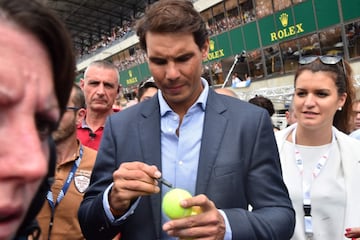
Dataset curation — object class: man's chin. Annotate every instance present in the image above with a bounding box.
[91,105,111,113]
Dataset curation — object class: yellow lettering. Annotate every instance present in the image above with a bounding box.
[270,32,277,41]
[271,22,303,42]
[207,49,224,61]
[278,30,284,39]
[126,77,138,85]
[207,52,215,60]
[218,49,224,57]
[288,26,295,35]
[296,23,304,33]
[284,28,290,38]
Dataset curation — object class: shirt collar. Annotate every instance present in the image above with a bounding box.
[158,78,209,116]
[77,118,104,131]
[80,118,89,128]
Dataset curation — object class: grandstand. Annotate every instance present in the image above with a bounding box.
[50,0,360,114]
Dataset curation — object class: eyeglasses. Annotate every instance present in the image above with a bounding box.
[66,106,81,111]
[299,55,346,76]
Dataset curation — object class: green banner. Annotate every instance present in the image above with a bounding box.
[314,0,340,29]
[75,73,83,83]
[120,67,141,87]
[216,32,231,59]
[259,4,314,46]
[204,34,228,63]
[243,22,260,50]
[138,62,151,81]
[342,0,360,21]
[293,0,316,36]
[229,27,245,55]
[259,15,277,46]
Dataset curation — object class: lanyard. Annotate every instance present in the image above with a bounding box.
[46,144,83,240]
[292,128,335,239]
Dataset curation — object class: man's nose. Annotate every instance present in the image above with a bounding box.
[165,62,181,80]
[96,83,105,95]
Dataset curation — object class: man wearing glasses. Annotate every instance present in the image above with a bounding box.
[37,84,97,239]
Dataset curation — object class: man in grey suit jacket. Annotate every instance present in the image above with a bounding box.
[78,1,295,239]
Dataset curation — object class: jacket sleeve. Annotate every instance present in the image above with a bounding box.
[225,110,295,239]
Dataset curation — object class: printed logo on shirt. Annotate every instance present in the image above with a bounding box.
[74,170,91,193]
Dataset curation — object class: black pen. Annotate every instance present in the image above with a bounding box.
[157,177,173,188]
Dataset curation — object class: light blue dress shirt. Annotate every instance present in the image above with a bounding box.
[159,79,207,225]
[103,78,231,239]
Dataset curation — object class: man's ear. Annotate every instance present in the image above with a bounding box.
[76,108,86,125]
[202,38,210,60]
[80,78,85,91]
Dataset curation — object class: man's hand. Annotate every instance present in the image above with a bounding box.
[109,162,161,216]
[163,194,226,240]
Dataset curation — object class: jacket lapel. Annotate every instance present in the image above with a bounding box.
[138,92,230,236]
[196,91,228,194]
[139,97,163,238]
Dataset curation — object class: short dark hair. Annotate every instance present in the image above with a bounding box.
[136,0,209,51]
[72,84,86,109]
[249,95,275,116]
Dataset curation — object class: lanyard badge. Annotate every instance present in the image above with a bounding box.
[292,128,335,238]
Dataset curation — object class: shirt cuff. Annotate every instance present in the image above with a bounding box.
[102,183,141,223]
[219,209,232,240]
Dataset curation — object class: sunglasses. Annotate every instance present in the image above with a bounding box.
[299,55,346,76]
[139,77,157,89]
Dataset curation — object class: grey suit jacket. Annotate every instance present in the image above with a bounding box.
[78,90,295,240]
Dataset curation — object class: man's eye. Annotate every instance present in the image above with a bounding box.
[35,114,57,141]
[150,58,167,65]
[176,55,192,62]
[104,83,115,89]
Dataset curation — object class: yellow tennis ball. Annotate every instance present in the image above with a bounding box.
[162,188,192,219]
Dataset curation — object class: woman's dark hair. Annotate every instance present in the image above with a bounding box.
[0,0,76,238]
[136,0,209,51]
[295,59,355,133]
[0,0,76,116]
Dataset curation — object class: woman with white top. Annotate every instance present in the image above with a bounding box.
[275,55,360,240]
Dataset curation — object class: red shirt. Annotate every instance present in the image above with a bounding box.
[77,120,104,151]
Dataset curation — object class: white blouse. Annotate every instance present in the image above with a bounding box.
[282,141,346,240]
